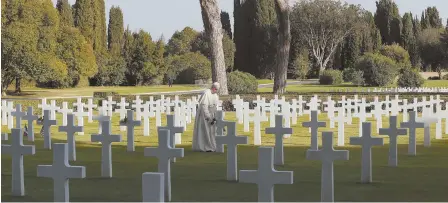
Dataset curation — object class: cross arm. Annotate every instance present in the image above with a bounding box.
[37,165,54,178]
[67,166,86,179]
[273,171,294,185]
[238,170,258,184]
[169,148,184,158]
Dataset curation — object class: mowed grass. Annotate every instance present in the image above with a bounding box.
[258,80,448,93]
[2,112,448,201]
[4,85,202,99]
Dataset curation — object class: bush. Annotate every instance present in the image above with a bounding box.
[171,52,212,84]
[319,69,343,85]
[443,74,448,80]
[397,68,425,88]
[378,44,411,66]
[350,70,365,86]
[355,53,399,86]
[227,71,258,94]
[428,76,440,80]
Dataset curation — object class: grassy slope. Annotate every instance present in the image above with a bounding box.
[2,112,448,201]
[258,80,448,93]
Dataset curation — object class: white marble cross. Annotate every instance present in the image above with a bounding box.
[115,97,129,131]
[371,97,385,133]
[37,143,85,202]
[37,110,57,149]
[38,98,48,116]
[48,100,60,120]
[265,115,293,166]
[91,120,122,177]
[85,98,97,123]
[73,98,88,135]
[2,100,8,125]
[306,132,349,202]
[323,97,336,128]
[215,110,231,153]
[59,114,83,161]
[142,172,164,202]
[303,111,326,150]
[269,100,280,128]
[158,115,184,162]
[334,107,351,146]
[243,102,251,132]
[141,102,155,136]
[106,96,116,117]
[2,128,35,196]
[297,95,307,116]
[132,96,144,121]
[120,110,141,152]
[22,107,38,141]
[93,108,110,134]
[232,95,244,124]
[390,95,401,116]
[7,101,14,129]
[11,104,25,129]
[306,95,321,118]
[279,102,292,137]
[353,98,372,135]
[400,111,425,155]
[250,106,263,144]
[350,122,383,183]
[2,132,7,140]
[239,147,293,202]
[416,111,438,147]
[155,100,162,127]
[58,102,73,126]
[216,122,248,181]
[379,116,407,167]
[144,129,184,202]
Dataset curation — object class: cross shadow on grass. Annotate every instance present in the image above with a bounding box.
[2,137,448,202]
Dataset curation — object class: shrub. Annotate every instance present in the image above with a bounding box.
[171,52,212,84]
[227,71,258,94]
[397,68,425,88]
[355,53,399,86]
[378,44,411,66]
[350,70,365,86]
[443,74,448,80]
[428,76,440,80]
[319,69,343,85]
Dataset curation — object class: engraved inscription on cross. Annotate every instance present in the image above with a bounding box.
[303,111,326,150]
[266,115,292,166]
[37,143,85,202]
[379,116,407,167]
[239,147,293,202]
[2,128,35,196]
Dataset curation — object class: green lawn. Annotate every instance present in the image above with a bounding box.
[258,80,448,93]
[2,112,448,201]
[4,85,202,99]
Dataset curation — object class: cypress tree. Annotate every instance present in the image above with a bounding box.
[92,0,107,52]
[413,16,422,37]
[108,6,124,56]
[74,0,94,45]
[402,13,420,67]
[341,31,360,69]
[374,0,401,45]
[220,11,232,39]
[425,7,443,28]
[56,0,74,27]
[421,11,430,29]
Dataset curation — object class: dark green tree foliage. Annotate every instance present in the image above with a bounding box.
[56,0,74,27]
[191,31,235,71]
[152,37,167,84]
[74,0,94,45]
[374,0,401,45]
[220,11,232,39]
[401,13,420,66]
[397,67,424,87]
[421,11,430,30]
[341,31,360,69]
[355,52,399,86]
[108,6,124,56]
[417,28,445,71]
[125,30,157,85]
[424,7,443,28]
[227,71,258,94]
[166,27,199,56]
[412,16,422,37]
[165,52,212,84]
[234,0,279,78]
[92,0,107,52]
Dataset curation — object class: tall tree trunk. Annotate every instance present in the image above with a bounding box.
[15,78,22,93]
[273,0,291,94]
[199,0,229,95]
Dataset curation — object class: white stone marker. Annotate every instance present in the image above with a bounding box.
[400,111,424,156]
[303,111,326,150]
[144,129,184,202]
[48,100,60,120]
[73,98,87,135]
[280,102,292,137]
[58,102,73,126]
[334,107,351,146]
[141,102,155,136]
[371,96,384,133]
[354,98,371,135]
[115,97,129,131]
[265,115,293,166]
[216,122,248,181]
[306,132,349,202]
[38,98,48,116]
[106,96,116,117]
[37,110,57,149]
[11,104,25,129]
[132,96,143,121]
[323,98,336,128]
[37,143,86,202]
[158,115,184,163]
[155,100,162,127]
[416,114,438,147]
[350,122,383,183]
[59,114,83,161]
[142,172,164,202]
[2,128,35,196]
[243,102,251,132]
[2,133,8,140]
[251,106,263,144]
[85,98,97,123]
[7,101,14,129]
[269,100,280,128]
[120,110,141,152]
[91,120,122,177]
[239,147,293,202]
[232,95,244,124]
[93,108,110,134]
[22,107,38,141]
[2,100,8,125]
[215,110,231,153]
[379,116,407,167]
[390,95,401,116]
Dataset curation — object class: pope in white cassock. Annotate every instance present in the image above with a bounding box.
[192,82,220,152]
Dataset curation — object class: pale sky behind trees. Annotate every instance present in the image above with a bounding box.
[53,0,448,40]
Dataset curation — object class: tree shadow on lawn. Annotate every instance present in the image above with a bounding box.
[2,138,448,202]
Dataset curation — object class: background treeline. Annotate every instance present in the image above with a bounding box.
[2,0,448,93]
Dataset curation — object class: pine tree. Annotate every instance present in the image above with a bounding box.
[108,6,124,56]
[421,11,430,29]
[375,0,401,45]
[74,0,94,45]
[425,7,443,28]
[220,11,232,39]
[413,16,422,37]
[56,0,74,27]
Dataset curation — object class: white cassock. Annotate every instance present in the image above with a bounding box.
[192,89,219,151]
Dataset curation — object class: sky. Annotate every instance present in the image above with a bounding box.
[53,0,448,39]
